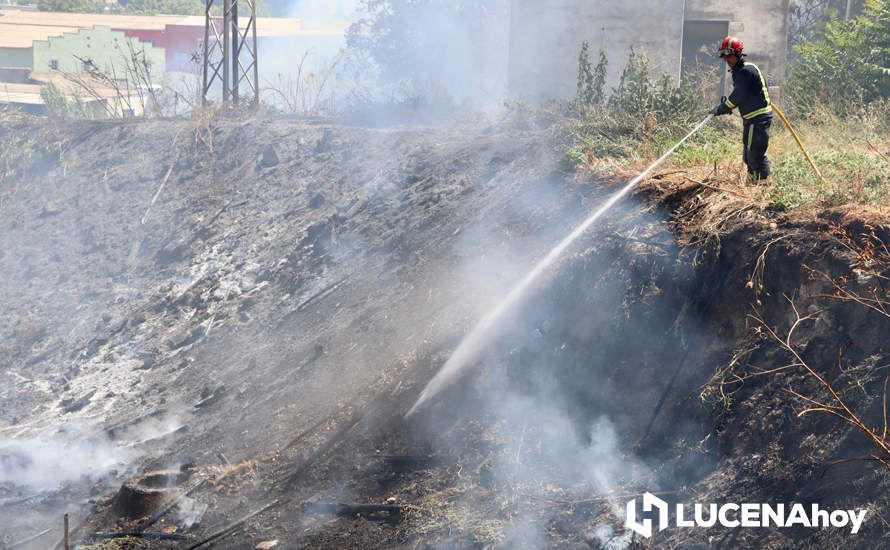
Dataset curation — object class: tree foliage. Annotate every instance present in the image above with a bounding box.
[789,0,867,48]
[37,0,103,12]
[787,0,890,112]
[36,0,269,16]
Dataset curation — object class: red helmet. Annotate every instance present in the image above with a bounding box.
[718,36,744,57]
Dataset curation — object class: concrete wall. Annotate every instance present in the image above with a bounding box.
[686,0,790,85]
[509,0,686,100]
[33,25,165,78]
[508,0,790,100]
[0,46,33,69]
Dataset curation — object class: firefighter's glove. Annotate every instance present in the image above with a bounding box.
[711,98,732,116]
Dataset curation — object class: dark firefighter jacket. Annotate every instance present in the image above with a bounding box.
[717,58,772,120]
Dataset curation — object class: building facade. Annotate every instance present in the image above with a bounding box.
[32,26,165,76]
[508,0,791,101]
[0,10,308,77]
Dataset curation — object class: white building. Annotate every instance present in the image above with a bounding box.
[508,0,791,100]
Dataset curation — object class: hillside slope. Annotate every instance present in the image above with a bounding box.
[1,114,888,549]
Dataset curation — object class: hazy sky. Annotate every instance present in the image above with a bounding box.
[288,0,359,19]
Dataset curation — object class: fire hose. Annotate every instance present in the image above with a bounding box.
[772,103,827,186]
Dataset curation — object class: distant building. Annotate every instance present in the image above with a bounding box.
[0,9,340,115]
[508,0,791,101]
[33,25,166,75]
[0,10,305,76]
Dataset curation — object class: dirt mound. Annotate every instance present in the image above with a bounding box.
[0,113,888,549]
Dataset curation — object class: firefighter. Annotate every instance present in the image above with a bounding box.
[710,36,773,180]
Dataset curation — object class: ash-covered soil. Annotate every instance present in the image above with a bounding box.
[1,113,889,549]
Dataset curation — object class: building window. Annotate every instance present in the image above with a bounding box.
[48,59,59,70]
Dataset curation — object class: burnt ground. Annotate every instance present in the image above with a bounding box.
[0,112,889,549]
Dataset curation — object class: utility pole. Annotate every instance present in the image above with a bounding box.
[202,0,259,107]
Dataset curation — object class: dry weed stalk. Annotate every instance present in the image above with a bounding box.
[807,265,890,319]
[746,233,796,306]
[263,51,344,116]
[751,297,890,471]
[67,42,159,118]
[804,225,890,318]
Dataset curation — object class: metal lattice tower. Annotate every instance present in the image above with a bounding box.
[202,0,259,106]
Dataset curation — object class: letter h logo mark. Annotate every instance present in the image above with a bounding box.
[626,492,669,538]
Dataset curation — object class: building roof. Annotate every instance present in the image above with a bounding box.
[0,23,75,47]
[0,9,305,48]
[0,75,120,105]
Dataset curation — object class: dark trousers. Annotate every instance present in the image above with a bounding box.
[743,117,771,180]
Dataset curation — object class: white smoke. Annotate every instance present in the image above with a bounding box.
[0,414,185,493]
[0,433,128,492]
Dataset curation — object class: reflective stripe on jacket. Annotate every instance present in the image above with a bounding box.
[723,59,772,120]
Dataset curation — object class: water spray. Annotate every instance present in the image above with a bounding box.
[407,114,715,417]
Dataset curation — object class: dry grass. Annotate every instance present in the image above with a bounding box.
[570,100,890,219]
[660,106,889,214]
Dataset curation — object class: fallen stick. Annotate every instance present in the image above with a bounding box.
[282,410,362,489]
[532,490,678,506]
[866,140,889,163]
[92,531,189,541]
[105,408,166,437]
[141,128,184,225]
[283,415,330,450]
[363,454,439,469]
[307,502,403,522]
[295,275,350,313]
[186,501,278,549]
[141,163,175,225]
[683,177,752,199]
[0,493,42,507]
[6,527,54,549]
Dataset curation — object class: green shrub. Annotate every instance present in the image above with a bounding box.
[40,83,94,119]
[786,0,890,115]
[575,41,607,109]
[565,47,711,166]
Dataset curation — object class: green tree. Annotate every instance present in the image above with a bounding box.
[789,0,868,49]
[37,0,103,12]
[787,0,890,112]
[36,0,269,15]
